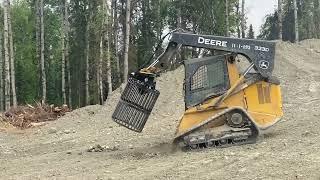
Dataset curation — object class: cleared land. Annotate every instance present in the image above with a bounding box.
[1,40,320,179]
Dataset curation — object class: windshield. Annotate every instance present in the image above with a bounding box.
[185,56,229,108]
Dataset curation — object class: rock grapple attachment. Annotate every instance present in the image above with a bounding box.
[112,75,160,132]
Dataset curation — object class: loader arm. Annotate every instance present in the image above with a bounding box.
[112,32,279,134]
[145,32,276,78]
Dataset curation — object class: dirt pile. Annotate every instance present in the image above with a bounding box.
[300,39,320,52]
[99,66,185,150]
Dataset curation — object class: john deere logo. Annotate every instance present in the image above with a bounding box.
[259,60,269,69]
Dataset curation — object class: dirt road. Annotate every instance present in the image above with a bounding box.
[1,41,320,179]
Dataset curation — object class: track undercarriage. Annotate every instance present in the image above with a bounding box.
[175,110,259,150]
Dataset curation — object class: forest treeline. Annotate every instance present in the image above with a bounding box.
[259,0,320,41]
[0,0,316,111]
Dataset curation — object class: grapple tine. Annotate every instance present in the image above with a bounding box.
[112,74,160,132]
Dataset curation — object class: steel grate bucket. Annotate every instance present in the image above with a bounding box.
[112,77,160,132]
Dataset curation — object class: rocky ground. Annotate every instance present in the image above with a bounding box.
[0,40,320,180]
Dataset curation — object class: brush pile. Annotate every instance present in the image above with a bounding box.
[1,103,70,128]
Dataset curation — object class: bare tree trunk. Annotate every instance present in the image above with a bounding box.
[236,0,241,38]
[175,0,183,65]
[310,1,316,38]
[318,0,320,38]
[177,3,182,29]
[85,14,90,105]
[65,1,71,107]
[40,0,46,103]
[67,44,71,107]
[241,0,245,38]
[225,0,230,37]
[105,0,112,98]
[293,0,299,42]
[3,0,11,110]
[7,2,16,108]
[98,0,106,104]
[7,0,16,108]
[123,0,131,82]
[278,0,283,40]
[61,0,66,104]
[112,0,121,85]
[0,30,4,111]
[35,0,40,98]
[98,36,103,104]
[107,30,112,98]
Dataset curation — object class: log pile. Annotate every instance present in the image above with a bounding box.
[1,103,70,128]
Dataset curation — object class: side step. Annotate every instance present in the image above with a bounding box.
[112,77,160,132]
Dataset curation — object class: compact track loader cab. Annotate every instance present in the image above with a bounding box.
[175,54,283,148]
[112,32,283,149]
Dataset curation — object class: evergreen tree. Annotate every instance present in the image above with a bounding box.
[0,0,256,109]
[247,24,254,39]
[259,0,319,42]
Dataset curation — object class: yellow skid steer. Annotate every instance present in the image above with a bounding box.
[112,32,283,149]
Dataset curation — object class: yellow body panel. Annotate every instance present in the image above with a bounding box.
[176,60,283,136]
[245,82,283,128]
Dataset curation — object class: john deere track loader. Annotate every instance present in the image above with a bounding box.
[112,32,283,149]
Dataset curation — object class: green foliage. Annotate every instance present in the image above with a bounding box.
[44,2,63,105]
[136,0,168,68]
[247,24,254,39]
[257,12,279,40]
[4,0,245,108]
[259,0,320,41]
[12,0,39,104]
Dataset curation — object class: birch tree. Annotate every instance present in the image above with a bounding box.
[278,0,283,40]
[105,0,112,98]
[61,0,66,104]
[123,0,131,82]
[3,0,11,110]
[241,0,245,38]
[8,0,17,107]
[98,0,106,104]
[225,0,230,36]
[85,8,90,105]
[35,0,40,79]
[40,0,46,103]
[112,0,121,84]
[98,36,103,104]
[293,0,299,42]
[0,30,3,111]
[61,0,71,106]
[106,33,112,97]
[65,0,71,107]
[236,0,241,38]
[310,1,316,38]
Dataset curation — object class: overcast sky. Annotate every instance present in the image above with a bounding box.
[246,0,278,35]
